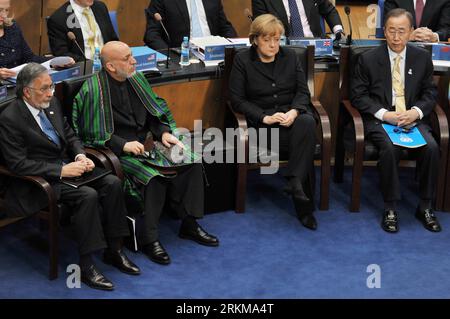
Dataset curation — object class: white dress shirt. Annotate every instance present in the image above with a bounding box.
[70,0,104,59]
[185,0,212,38]
[282,0,343,37]
[374,46,423,121]
[24,100,44,130]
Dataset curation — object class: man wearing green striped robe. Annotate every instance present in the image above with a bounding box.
[72,41,219,265]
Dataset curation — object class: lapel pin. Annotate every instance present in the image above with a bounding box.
[408,69,412,75]
[49,111,54,115]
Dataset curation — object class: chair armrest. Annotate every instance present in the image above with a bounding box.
[94,148,124,180]
[85,147,112,170]
[0,165,58,215]
[227,101,249,162]
[342,99,365,152]
[432,104,449,148]
[311,98,331,144]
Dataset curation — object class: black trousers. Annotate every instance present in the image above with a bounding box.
[254,114,317,213]
[138,163,204,245]
[255,113,317,178]
[59,174,129,256]
[366,121,439,202]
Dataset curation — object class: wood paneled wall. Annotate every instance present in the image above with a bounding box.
[12,0,378,55]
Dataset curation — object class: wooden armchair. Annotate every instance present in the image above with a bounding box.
[223,45,332,213]
[334,45,449,212]
[0,132,112,280]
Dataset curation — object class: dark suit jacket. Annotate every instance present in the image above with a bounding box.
[0,98,85,217]
[229,46,312,126]
[47,0,119,62]
[252,0,342,38]
[350,44,437,128]
[384,0,450,41]
[106,75,170,157]
[144,0,237,50]
[0,23,47,69]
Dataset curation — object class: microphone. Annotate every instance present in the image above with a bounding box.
[67,31,88,75]
[154,13,170,69]
[244,8,253,22]
[344,6,353,45]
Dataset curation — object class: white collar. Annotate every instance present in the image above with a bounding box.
[70,0,92,14]
[387,46,406,61]
[24,100,41,118]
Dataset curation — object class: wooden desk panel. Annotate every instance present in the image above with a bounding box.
[12,0,42,54]
[152,79,224,132]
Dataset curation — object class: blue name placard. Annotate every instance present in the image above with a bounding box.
[131,46,164,71]
[288,39,333,56]
[202,43,247,61]
[49,65,81,83]
[432,44,450,61]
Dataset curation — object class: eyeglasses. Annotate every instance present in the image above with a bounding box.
[26,83,55,94]
[386,29,408,37]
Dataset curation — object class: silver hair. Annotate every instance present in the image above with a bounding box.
[16,63,48,99]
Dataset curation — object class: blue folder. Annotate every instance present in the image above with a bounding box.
[382,123,427,148]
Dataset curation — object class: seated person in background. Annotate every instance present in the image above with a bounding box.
[144,0,237,50]
[47,0,118,61]
[0,0,74,80]
[384,0,450,42]
[229,14,318,230]
[72,41,219,266]
[351,9,441,233]
[0,63,140,291]
[252,0,344,39]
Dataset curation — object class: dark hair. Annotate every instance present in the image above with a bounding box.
[384,8,414,28]
[16,63,48,99]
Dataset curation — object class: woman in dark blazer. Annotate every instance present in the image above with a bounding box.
[229,14,318,230]
[0,0,48,79]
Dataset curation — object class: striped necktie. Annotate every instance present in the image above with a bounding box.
[392,55,406,113]
[38,111,61,147]
[82,8,98,55]
[288,0,305,38]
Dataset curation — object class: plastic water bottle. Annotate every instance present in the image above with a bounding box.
[93,47,102,73]
[180,36,190,66]
[280,35,287,46]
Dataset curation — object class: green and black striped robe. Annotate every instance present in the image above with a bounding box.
[72,70,200,204]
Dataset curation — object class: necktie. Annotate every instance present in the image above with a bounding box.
[415,0,424,27]
[190,0,203,38]
[82,8,98,55]
[38,111,61,147]
[288,0,305,38]
[392,55,406,113]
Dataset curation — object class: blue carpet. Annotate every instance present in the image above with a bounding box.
[1,167,450,299]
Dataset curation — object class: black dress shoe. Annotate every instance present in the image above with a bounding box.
[81,264,114,291]
[284,177,310,202]
[103,249,141,275]
[381,209,399,233]
[179,221,219,247]
[415,207,441,232]
[143,241,171,265]
[298,214,317,230]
